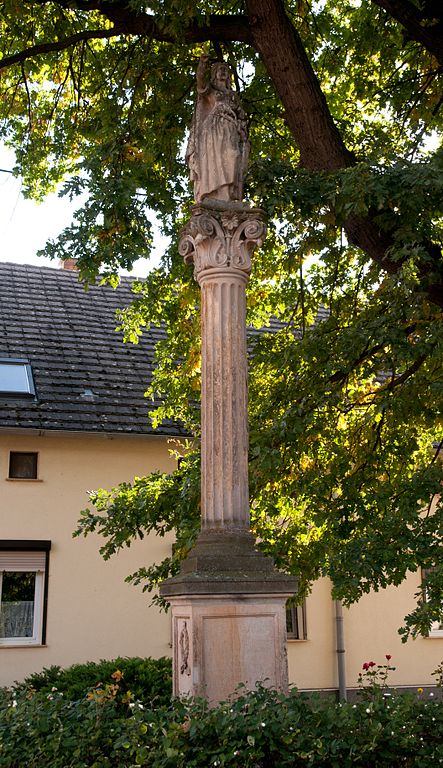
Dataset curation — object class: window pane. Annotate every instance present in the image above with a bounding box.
[0,572,35,638]
[286,606,299,638]
[0,363,30,393]
[9,452,38,479]
[286,602,307,640]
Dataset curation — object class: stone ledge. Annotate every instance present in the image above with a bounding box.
[160,574,298,597]
[180,529,275,573]
[160,529,298,598]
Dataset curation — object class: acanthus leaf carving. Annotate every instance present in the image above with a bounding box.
[179,205,266,281]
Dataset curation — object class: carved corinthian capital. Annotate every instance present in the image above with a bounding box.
[179,204,266,282]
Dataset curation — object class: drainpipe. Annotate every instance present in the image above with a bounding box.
[335,599,347,701]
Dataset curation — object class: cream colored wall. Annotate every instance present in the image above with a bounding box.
[287,574,443,692]
[0,432,177,687]
[344,573,443,689]
[287,579,337,691]
[2,432,441,692]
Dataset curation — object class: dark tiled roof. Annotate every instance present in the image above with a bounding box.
[0,262,182,436]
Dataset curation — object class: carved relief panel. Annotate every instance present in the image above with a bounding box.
[174,616,193,696]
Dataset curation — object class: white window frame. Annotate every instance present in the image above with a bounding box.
[429,622,443,638]
[286,600,307,641]
[429,611,443,638]
[0,551,47,646]
[0,358,36,397]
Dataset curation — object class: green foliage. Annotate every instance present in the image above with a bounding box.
[75,246,443,635]
[1,0,443,635]
[13,656,172,707]
[1,682,443,767]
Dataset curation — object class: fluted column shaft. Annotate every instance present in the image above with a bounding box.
[199,268,249,529]
[179,203,266,532]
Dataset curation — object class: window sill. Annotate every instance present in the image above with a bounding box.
[5,478,43,482]
[0,643,47,648]
[287,638,308,642]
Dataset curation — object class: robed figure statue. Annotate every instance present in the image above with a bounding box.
[186,56,249,203]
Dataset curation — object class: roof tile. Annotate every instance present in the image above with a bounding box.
[0,263,183,436]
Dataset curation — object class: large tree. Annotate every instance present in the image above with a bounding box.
[2,0,442,636]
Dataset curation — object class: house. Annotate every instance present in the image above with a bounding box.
[0,261,441,694]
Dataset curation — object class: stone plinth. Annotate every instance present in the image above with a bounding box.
[160,202,297,703]
[169,594,290,702]
[161,528,297,701]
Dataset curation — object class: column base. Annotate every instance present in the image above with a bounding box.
[160,530,298,703]
[160,529,297,596]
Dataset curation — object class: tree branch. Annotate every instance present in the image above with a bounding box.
[21,63,32,131]
[247,0,353,171]
[370,0,443,66]
[328,342,386,385]
[79,0,252,40]
[0,29,121,69]
[87,3,252,43]
[385,353,428,391]
[0,8,252,70]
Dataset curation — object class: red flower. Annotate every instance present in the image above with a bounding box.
[385,654,392,661]
[362,662,369,671]
[368,661,376,667]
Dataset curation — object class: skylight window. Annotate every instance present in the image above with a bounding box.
[0,359,36,397]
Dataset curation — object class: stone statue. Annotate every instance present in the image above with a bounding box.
[186,55,249,203]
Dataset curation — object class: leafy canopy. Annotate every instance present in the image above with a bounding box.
[1,0,442,637]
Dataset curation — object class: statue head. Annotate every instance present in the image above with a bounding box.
[210,62,232,91]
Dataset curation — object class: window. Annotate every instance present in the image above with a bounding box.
[421,567,443,638]
[0,359,35,397]
[9,452,38,480]
[430,621,443,637]
[286,601,307,640]
[0,542,50,646]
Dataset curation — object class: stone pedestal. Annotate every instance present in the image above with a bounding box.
[170,594,289,702]
[160,201,297,703]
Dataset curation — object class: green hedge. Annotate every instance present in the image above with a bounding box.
[14,656,172,707]
[1,680,443,767]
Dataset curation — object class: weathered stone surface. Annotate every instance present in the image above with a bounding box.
[185,56,249,204]
[160,162,297,704]
[169,595,291,703]
[179,203,265,281]
[178,204,266,533]
[160,529,298,596]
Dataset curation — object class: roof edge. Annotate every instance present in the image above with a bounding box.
[0,426,182,441]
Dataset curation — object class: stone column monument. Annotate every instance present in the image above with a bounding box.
[160,56,297,704]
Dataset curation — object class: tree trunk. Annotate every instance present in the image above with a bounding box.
[247,0,443,308]
[247,0,353,171]
[370,0,443,66]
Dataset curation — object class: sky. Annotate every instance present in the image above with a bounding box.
[0,144,166,277]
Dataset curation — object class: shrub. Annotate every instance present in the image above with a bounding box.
[13,656,172,707]
[1,680,443,767]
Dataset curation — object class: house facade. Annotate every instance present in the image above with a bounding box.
[0,262,441,694]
